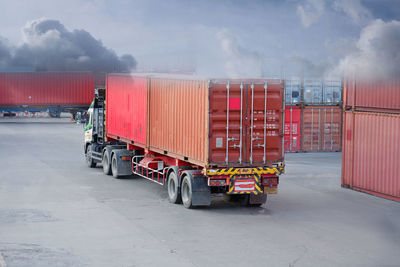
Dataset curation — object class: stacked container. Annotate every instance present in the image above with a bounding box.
[342,78,400,202]
[285,78,342,152]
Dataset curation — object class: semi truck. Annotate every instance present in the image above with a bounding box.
[84,74,285,208]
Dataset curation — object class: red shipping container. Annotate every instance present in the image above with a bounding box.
[302,106,342,152]
[106,74,148,148]
[106,76,284,168]
[284,106,301,152]
[344,78,400,113]
[342,111,400,201]
[0,72,94,106]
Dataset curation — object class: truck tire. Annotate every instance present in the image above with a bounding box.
[167,171,181,204]
[111,153,120,178]
[181,175,194,209]
[86,145,96,168]
[181,171,211,208]
[102,151,112,175]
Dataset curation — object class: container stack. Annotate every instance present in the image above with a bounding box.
[341,78,400,202]
[285,78,342,152]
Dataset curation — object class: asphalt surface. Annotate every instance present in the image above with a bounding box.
[0,118,399,267]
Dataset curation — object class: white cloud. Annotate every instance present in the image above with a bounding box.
[297,0,325,28]
[333,0,371,23]
[216,29,262,78]
[329,19,400,80]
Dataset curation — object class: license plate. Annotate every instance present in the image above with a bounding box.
[264,187,278,194]
[234,179,255,192]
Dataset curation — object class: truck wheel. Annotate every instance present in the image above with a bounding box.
[111,153,120,178]
[181,175,194,209]
[102,152,112,175]
[85,145,96,168]
[167,171,181,204]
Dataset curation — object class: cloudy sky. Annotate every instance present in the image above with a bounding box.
[0,0,399,78]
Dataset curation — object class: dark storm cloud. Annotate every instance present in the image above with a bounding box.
[0,38,12,66]
[5,18,136,72]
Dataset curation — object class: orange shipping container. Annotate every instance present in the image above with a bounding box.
[302,106,342,152]
[342,111,400,201]
[344,78,400,113]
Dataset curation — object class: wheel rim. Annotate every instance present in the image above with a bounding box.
[181,179,191,204]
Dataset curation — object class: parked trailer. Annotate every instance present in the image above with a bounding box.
[84,74,285,208]
[0,72,96,117]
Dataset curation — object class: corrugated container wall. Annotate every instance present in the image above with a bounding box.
[342,111,400,201]
[148,78,209,166]
[344,78,400,113]
[302,106,342,152]
[106,74,148,148]
[0,72,94,106]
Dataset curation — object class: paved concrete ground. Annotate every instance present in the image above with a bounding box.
[0,118,399,267]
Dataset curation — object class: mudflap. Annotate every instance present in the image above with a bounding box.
[249,194,267,205]
[112,149,135,176]
[186,171,211,206]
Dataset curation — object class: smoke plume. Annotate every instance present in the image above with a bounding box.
[2,18,136,72]
[216,29,262,78]
[329,19,400,80]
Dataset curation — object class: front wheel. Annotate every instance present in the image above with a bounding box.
[85,145,96,168]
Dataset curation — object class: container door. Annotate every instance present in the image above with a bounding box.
[322,107,342,152]
[284,107,301,152]
[302,107,322,152]
[209,81,283,166]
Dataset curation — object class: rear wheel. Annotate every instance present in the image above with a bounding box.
[181,175,193,209]
[102,152,111,175]
[111,153,120,178]
[167,171,181,204]
[85,145,96,168]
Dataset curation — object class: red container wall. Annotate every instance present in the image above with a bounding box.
[284,106,301,152]
[0,72,94,106]
[208,80,284,166]
[106,74,148,148]
[344,78,400,113]
[148,78,209,166]
[302,106,342,152]
[342,111,400,201]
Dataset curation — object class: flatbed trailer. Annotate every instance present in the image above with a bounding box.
[84,74,285,208]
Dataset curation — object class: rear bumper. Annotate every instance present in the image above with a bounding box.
[206,166,283,195]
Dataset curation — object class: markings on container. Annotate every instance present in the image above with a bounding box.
[216,137,223,148]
